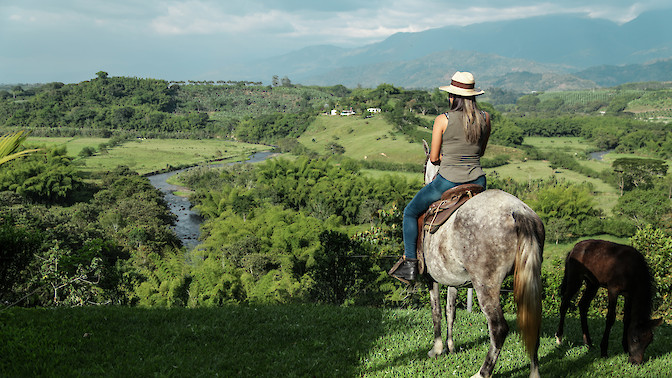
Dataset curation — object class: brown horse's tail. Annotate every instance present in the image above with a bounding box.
[512,210,544,358]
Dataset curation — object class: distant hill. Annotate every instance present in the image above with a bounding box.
[300,50,596,92]
[574,59,672,87]
[223,9,672,92]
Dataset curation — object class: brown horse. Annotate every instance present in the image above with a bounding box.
[555,239,662,364]
[422,142,544,378]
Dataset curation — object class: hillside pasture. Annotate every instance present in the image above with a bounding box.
[625,89,672,122]
[536,89,615,108]
[298,115,426,164]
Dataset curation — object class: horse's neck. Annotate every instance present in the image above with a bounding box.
[629,283,653,323]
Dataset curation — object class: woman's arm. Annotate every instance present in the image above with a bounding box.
[430,114,447,164]
[478,111,491,157]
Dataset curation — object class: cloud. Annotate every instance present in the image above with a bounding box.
[150,4,294,36]
[1,0,671,83]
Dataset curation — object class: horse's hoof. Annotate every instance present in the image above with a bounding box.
[427,348,445,358]
[555,334,562,345]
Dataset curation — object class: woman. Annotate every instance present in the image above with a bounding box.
[389,71,491,283]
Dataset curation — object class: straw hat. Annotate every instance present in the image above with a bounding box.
[439,71,484,96]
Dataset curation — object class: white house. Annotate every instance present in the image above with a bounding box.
[367,107,382,113]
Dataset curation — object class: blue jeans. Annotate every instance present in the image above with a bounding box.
[402,174,486,259]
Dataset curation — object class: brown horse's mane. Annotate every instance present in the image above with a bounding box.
[631,252,655,325]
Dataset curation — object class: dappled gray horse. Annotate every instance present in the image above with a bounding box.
[421,141,544,378]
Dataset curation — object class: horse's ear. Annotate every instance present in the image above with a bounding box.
[423,139,430,155]
[650,318,664,329]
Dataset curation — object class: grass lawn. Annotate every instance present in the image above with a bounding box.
[24,136,271,175]
[24,136,108,157]
[82,138,270,175]
[2,305,671,377]
[360,169,422,184]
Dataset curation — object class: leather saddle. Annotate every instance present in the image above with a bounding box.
[423,183,485,234]
[416,183,485,274]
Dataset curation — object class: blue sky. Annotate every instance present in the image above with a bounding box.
[1,0,670,84]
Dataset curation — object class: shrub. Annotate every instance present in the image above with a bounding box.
[631,225,672,318]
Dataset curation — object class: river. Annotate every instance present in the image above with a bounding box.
[589,149,614,161]
[147,151,275,250]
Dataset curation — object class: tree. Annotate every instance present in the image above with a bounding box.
[613,158,668,195]
[490,118,524,146]
[280,76,293,87]
[0,131,40,166]
[528,183,601,238]
[11,85,24,99]
[516,94,540,111]
[0,222,42,300]
[613,188,672,228]
[310,230,375,305]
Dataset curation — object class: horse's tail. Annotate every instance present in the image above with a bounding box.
[512,210,544,358]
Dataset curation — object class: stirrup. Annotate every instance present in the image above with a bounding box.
[388,257,418,284]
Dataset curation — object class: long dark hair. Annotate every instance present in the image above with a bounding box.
[450,94,490,148]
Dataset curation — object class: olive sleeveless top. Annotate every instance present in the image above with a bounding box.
[437,111,486,183]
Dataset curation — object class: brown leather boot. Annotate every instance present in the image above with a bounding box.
[388,257,418,284]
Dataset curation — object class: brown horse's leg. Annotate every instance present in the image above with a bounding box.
[555,260,584,344]
[472,286,509,378]
[445,286,458,354]
[600,289,619,358]
[428,281,445,358]
[622,298,632,353]
[579,282,599,347]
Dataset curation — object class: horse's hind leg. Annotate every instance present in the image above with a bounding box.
[472,286,509,378]
[428,281,445,358]
[579,281,599,347]
[445,286,458,354]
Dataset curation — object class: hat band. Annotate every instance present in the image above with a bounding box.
[451,80,475,89]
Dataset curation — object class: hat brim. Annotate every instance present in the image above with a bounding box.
[438,85,485,96]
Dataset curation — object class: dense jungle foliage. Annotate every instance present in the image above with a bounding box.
[1,73,671,319]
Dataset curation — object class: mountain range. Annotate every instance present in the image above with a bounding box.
[226,9,672,92]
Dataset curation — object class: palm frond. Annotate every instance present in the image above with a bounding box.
[0,130,41,166]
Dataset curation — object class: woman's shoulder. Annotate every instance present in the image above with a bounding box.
[436,110,458,119]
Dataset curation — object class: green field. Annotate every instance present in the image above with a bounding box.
[523,136,598,155]
[25,137,271,175]
[3,305,671,377]
[25,136,109,157]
